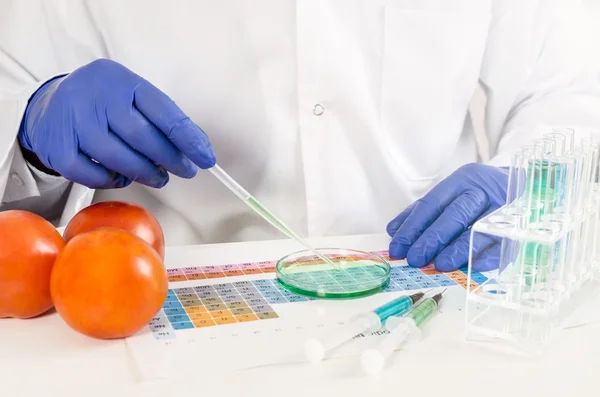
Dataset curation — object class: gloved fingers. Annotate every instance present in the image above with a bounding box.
[388,176,467,259]
[133,79,216,169]
[57,152,131,189]
[108,107,197,179]
[386,201,417,237]
[471,243,501,272]
[433,226,499,272]
[82,131,169,189]
[404,189,489,267]
[497,239,522,272]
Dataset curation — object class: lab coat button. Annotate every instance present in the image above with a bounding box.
[313,103,325,116]
[11,173,24,187]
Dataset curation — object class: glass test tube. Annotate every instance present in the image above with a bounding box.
[543,132,566,157]
[552,128,574,153]
[588,141,600,271]
[564,147,588,285]
[582,140,599,205]
[505,151,523,210]
[507,149,533,296]
[549,154,576,295]
[519,145,551,289]
[540,130,576,295]
[544,131,571,209]
[580,141,595,278]
[588,141,599,273]
[558,154,580,288]
[580,140,599,276]
[495,151,528,294]
[534,138,558,217]
[540,139,562,297]
[503,150,530,225]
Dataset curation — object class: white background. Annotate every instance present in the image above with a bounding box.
[470,0,600,161]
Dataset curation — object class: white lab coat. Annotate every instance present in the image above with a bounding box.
[1,0,599,247]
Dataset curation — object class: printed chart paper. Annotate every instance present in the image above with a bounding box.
[125,250,489,380]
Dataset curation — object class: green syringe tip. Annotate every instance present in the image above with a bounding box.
[432,288,447,304]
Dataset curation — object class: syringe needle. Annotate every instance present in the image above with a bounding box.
[304,293,420,362]
[361,291,445,375]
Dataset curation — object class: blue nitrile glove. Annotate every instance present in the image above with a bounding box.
[386,163,509,272]
[18,59,216,189]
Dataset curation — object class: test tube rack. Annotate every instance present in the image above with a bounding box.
[464,128,600,355]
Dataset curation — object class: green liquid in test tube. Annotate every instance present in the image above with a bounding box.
[520,159,558,285]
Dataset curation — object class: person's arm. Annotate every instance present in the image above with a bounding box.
[482,0,600,166]
[386,0,600,272]
[0,1,75,210]
[2,1,216,224]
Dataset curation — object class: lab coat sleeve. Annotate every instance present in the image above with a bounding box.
[482,0,600,167]
[0,1,69,207]
[0,0,108,222]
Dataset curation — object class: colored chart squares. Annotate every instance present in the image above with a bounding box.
[370,250,391,261]
[148,310,176,340]
[383,263,488,292]
[220,264,244,277]
[150,283,283,339]
[239,263,262,275]
[252,279,311,304]
[155,250,490,340]
[257,261,276,273]
[166,268,187,282]
[429,274,458,287]
[166,260,277,282]
[164,249,487,285]
[445,270,477,289]
[182,267,206,281]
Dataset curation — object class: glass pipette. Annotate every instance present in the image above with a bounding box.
[360,289,446,374]
[303,292,425,362]
[208,164,338,268]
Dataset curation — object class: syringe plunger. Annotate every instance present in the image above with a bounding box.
[361,291,445,374]
[361,317,420,375]
[304,293,423,363]
[304,312,379,363]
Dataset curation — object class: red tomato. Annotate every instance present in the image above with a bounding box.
[63,201,165,260]
[50,227,168,339]
[0,210,65,319]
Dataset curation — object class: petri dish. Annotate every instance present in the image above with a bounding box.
[276,248,391,299]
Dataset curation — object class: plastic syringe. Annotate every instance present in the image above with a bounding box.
[303,292,424,362]
[208,164,338,268]
[360,289,445,374]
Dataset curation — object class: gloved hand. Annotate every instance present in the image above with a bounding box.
[386,163,508,272]
[18,59,216,189]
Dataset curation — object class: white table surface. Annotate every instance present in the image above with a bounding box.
[1,233,598,397]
